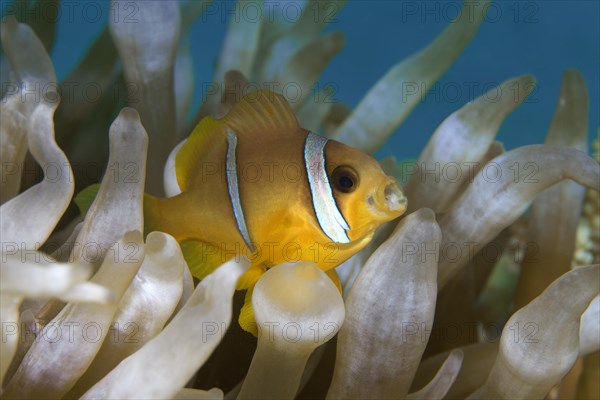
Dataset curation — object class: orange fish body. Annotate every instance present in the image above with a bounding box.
[135,91,406,334]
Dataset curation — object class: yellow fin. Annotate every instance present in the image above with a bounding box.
[239,288,258,336]
[236,264,267,290]
[221,90,299,136]
[180,239,226,280]
[237,266,341,337]
[74,183,101,216]
[236,263,267,337]
[175,90,298,190]
[175,117,226,192]
[236,264,266,336]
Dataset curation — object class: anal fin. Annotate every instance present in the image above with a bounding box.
[239,287,258,336]
[237,265,342,337]
[180,240,265,336]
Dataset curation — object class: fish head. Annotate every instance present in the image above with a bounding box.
[324,140,408,241]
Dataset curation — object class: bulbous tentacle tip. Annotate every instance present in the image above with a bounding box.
[413,207,436,222]
[119,107,141,121]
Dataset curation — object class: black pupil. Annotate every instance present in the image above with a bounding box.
[339,175,354,189]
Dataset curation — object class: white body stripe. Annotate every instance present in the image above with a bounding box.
[226,129,255,252]
[304,132,350,244]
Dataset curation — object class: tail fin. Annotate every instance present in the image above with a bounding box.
[74,183,101,216]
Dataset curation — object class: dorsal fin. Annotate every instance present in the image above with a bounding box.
[175,116,226,192]
[175,90,299,192]
[220,90,299,135]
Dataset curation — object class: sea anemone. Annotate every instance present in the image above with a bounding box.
[1,1,599,399]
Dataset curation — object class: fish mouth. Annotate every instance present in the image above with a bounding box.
[368,180,408,218]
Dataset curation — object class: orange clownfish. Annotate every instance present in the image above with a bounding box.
[78,90,407,335]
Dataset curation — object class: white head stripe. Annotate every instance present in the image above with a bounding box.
[226,129,255,252]
[304,132,350,244]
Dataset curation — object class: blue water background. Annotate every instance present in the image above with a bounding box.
[4,0,599,160]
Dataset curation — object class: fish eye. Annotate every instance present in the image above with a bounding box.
[331,166,359,193]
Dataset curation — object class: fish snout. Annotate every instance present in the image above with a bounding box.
[367,180,408,219]
[383,182,408,212]
[375,181,408,217]
[383,181,407,213]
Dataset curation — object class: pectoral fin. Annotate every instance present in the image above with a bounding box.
[179,239,227,280]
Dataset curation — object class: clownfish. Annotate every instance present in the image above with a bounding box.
[77,90,407,335]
